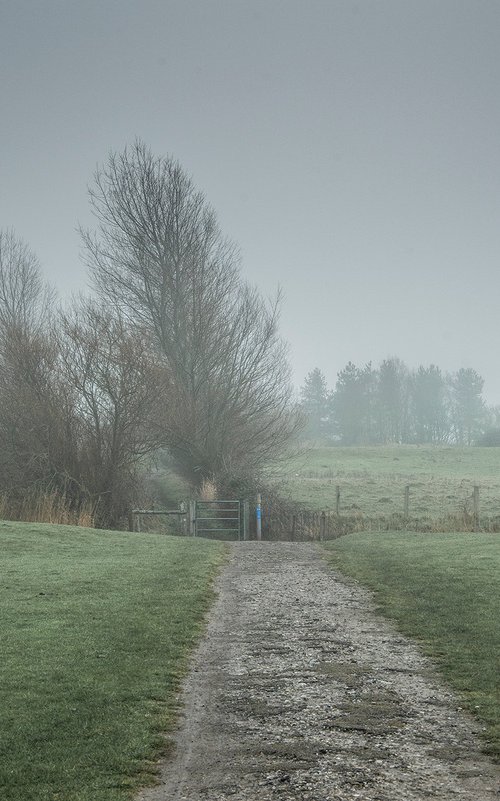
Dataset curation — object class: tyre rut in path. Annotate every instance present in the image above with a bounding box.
[137,542,499,801]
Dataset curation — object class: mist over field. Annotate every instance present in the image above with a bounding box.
[2,10,500,799]
[1,1,500,402]
[1,1,500,535]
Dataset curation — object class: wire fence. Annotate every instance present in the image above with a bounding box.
[128,482,500,540]
[260,482,500,540]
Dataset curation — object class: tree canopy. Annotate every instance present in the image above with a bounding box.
[83,140,299,492]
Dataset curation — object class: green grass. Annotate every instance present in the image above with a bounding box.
[324,531,500,759]
[295,444,500,479]
[282,445,500,527]
[0,521,227,801]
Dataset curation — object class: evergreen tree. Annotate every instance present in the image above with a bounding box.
[300,368,330,440]
[331,362,375,444]
[377,358,410,443]
[411,365,449,443]
[451,368,485,445]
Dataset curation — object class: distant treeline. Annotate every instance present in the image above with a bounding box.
[300,360,500,446]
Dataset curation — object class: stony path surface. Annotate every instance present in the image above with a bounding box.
[137,542,499,801]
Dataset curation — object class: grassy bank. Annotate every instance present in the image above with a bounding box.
[324,531,500,759]
[283,445,500,528]
[0,522,226,801]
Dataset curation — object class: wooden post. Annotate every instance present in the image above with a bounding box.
[243,500,249,541]
[320,511,326,541]
[184,502,189,536]
[336,485,340,516]
[256,493,262,540]
[291,514,296,541]
[179,501,187,536]
[128,509,134,532]
[473,485,480,531]
[404,485,410,522]
[189,499,196,536]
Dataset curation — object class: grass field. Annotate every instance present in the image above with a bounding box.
[283,445,500,528]
[0,522,226,801]
[324,530,500,759]
[3,445,499,797]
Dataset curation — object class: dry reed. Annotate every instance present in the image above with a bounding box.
[0,489,95,527]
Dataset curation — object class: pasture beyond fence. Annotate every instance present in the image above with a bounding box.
[261,482,500,540]
[130,482,499,541]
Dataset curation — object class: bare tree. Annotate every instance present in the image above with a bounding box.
[0,229,177,526]
[59,299,168,527]
[0,230,64,503]
[82,141,300,491]
[0,229,54,335]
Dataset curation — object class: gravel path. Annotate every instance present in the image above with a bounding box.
[137,542,499,801]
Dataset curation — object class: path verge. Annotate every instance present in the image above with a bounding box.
[137,542,499,801]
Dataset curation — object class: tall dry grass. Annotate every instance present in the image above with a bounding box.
[0,488,95,527]
[199,478,217,501]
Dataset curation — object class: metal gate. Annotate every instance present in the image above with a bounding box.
[193,499,243,540]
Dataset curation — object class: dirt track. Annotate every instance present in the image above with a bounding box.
[137,542,499,801]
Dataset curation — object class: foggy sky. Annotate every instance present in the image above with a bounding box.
[2,1,500,403]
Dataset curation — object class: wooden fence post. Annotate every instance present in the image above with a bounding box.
[404,485,410,522]
[189,499,196,536]
[336,486,340,516]
[320,511,326,541]
[291,514,296,541]
[179,500,186,536]
[473,486,480,531]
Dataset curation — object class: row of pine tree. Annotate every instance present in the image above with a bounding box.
[300,359,499,445]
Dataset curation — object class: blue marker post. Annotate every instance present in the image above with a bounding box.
[256,493,262,541]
